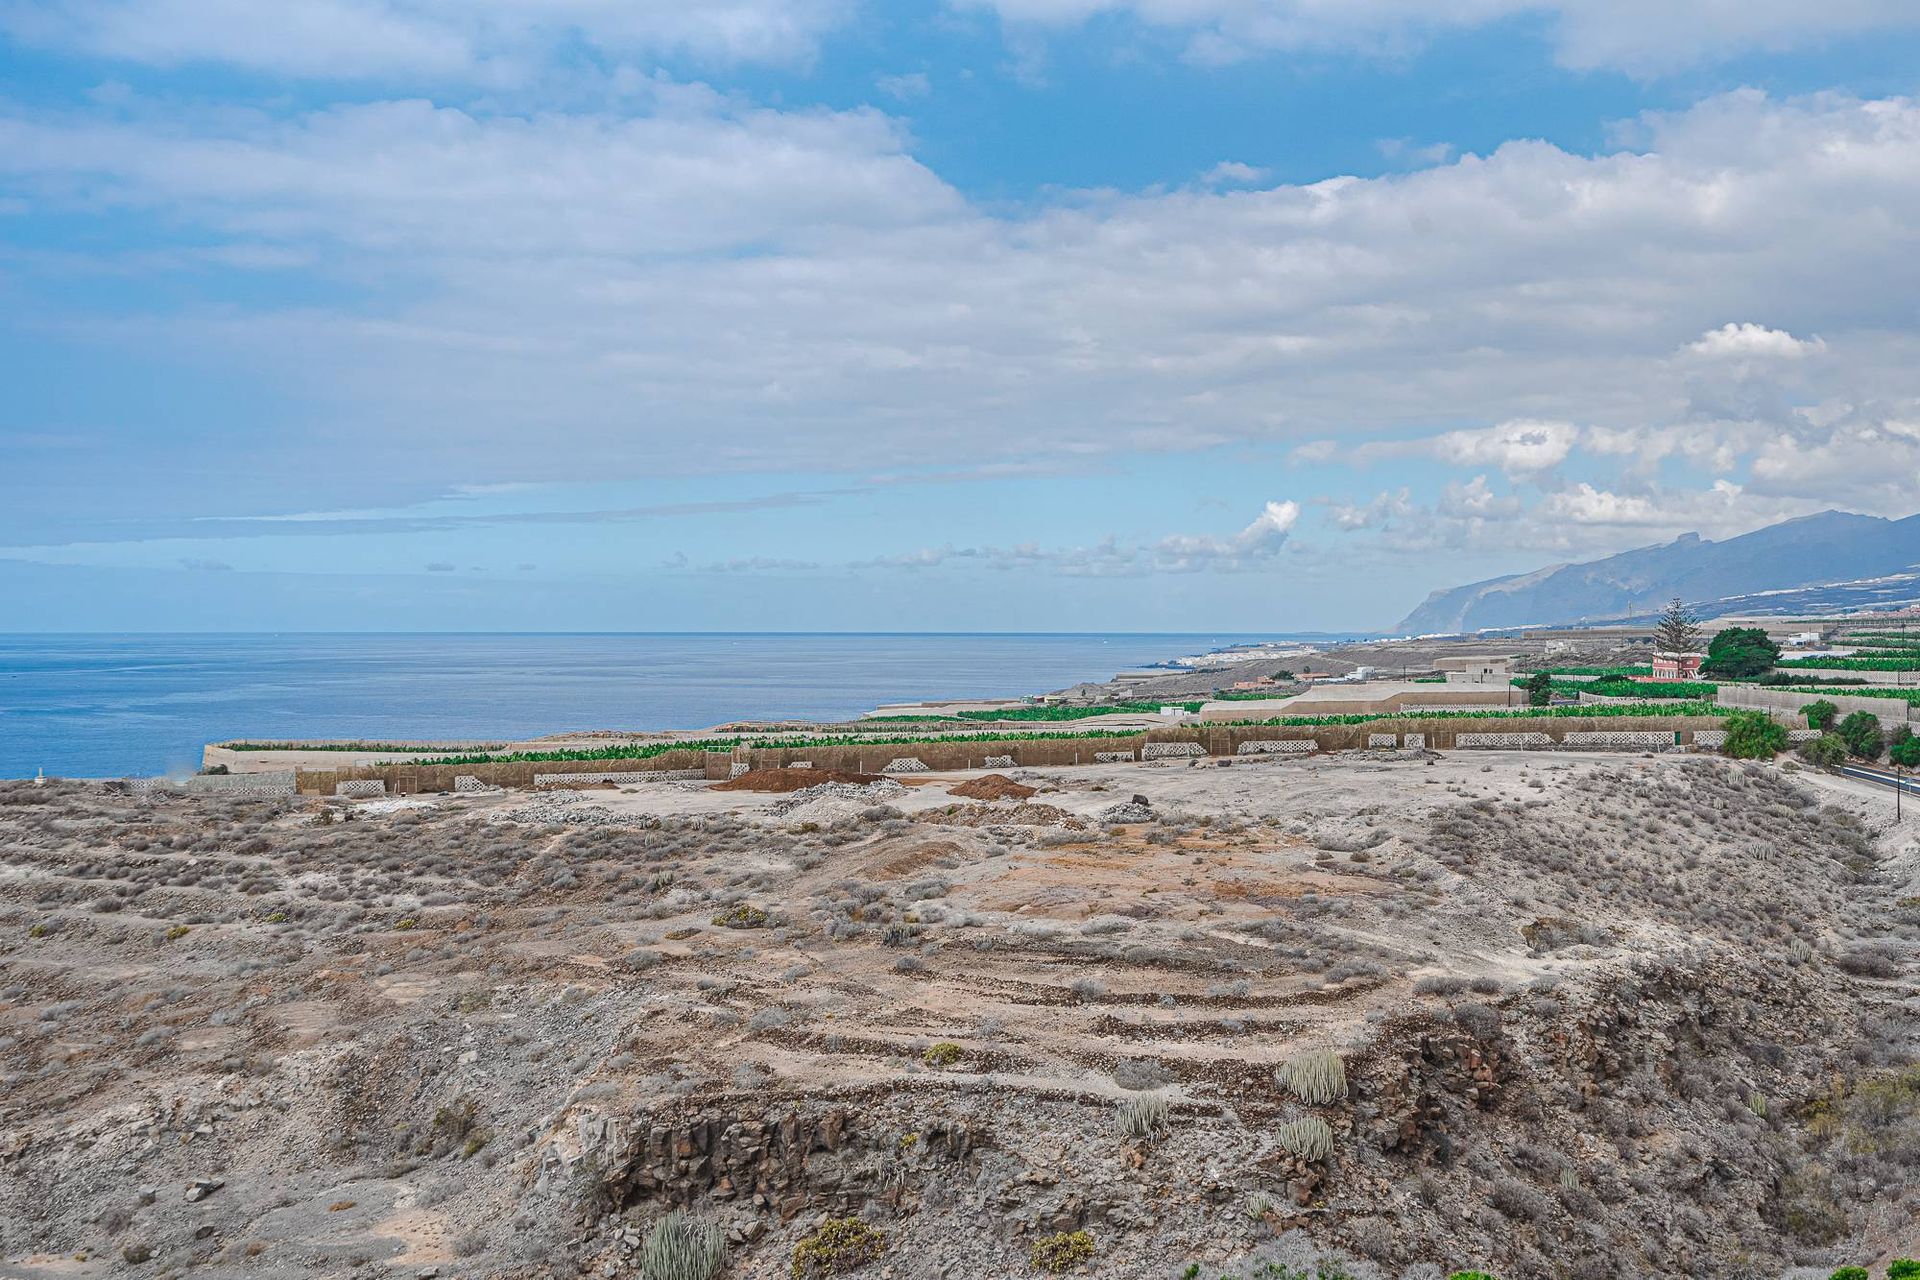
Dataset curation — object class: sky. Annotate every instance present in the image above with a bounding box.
[2,1,1919,633]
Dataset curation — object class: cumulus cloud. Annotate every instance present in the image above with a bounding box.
[1431,420,1580,478]
[1686,322,1825,362]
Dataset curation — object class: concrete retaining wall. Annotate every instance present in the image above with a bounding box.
[1716,685,1918,730]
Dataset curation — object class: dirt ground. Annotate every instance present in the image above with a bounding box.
[1,751,1914,1279]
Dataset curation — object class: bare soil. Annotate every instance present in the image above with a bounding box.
[0,753,1914,1280]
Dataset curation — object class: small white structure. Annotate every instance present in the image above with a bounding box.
[1433,655,1519,685]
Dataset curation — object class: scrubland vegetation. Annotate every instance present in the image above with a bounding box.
[0,748,1911,1278]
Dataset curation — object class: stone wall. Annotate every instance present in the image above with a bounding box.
[165,772,296,799]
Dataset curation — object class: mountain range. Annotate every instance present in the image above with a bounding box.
[1397,510,1920,634]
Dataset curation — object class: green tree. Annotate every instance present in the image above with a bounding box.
[1836,710,1884,760]
[1827,1269,1868,1280]
[1721,709,1787,759]
[1797,733,1848,768]
[1803,699,1839,731]
[1654,596,1703,654]
[1702,627,1781,678]
[1889,724,1920,769]
[1523,672,1553,707]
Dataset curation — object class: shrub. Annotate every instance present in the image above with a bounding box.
[1029,1231,1095,1273]
[1275,1115,1334,1161]
[1276,1050,1347,1105]
[640,1213,725,1280]
[1804,699,1840,730]
[1890,725,1920,768]
[1115,1093,1169,1140]
[712,904,769,929]
[1826,1269,1868,1280]
[1797,733,1848,768]
[1836,711,1885,760]
[1449,1273,1501,1280]
[922,1042,962,1068]
[1720,710,1787,759]
[792,1219,886,1278]
[1887,1262,1920,1280]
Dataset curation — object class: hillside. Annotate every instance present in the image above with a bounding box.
[1398,510,1920,634]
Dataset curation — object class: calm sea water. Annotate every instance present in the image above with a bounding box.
[0,633,1347,779]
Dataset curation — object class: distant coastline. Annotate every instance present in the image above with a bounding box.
[0,631,1364,779]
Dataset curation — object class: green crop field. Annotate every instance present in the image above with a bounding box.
[225,740,513,753]
[951,701,1206,721]
[1776,656,1920,672]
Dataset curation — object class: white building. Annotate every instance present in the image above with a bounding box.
[1432,655,1519,685]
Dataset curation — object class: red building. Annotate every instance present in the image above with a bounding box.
[1650,652,1704,680]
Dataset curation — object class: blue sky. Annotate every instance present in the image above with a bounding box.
[3,1,1920,632]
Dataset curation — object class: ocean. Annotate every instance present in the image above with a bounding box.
[0,632,1347,779]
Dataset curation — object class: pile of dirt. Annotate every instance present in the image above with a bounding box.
[947,773,1038,801]
[918,801,1085,829]
[711,767,884,793]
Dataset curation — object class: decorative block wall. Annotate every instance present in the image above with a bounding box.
[1787,729,1824,743]
[532,770,705,786]
[1367,734,1397,748]
[335,780,387,797]
[1236,739,1317,755]
[1454,732,1554,749]
[729,761,750,779]
[1562,731,1677,750]
[1691,730,1727,748]
[883,758,930,773]
[1404,733,1425,750]
[982,755,1015,769]
[177,771,297,798]
[1142,742,1205,760]
[454,775,490,792]
[1094,751,1136,763]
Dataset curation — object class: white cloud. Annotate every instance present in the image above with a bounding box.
[963,0,1920,74]
[1431,420,1579,477]
[1685,321,1825,362]
[875,71,933,101]
[1200,160,1269,186]
[5,88,1920,505]
[867,502,1299,576]
[0,0,850,76]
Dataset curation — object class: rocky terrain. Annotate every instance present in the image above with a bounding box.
[1,752,1915,1279]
